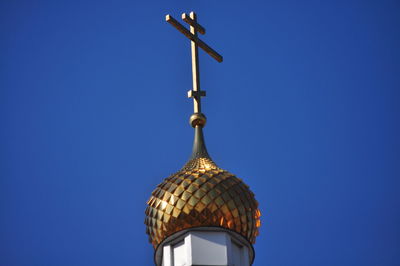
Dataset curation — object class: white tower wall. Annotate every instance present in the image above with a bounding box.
[155,227,253,266]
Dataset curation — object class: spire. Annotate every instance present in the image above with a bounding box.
[165,12,223,163]
[188,112,210,160]
[183,112,218,170]
[190,125,210,160]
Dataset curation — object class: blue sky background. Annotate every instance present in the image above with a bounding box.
[1,1,399,265]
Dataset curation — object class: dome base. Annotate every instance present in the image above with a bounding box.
[155,227,254,266]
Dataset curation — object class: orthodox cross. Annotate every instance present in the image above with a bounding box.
[166,12,223,114]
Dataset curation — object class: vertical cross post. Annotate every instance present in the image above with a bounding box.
[166,11,222,116]
[190,12,201,114]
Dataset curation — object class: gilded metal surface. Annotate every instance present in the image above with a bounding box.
[166,12,222,115]
[145,11,260,250]
[145,156,261,248]
[165,13,223,63]
[189,113,206,128]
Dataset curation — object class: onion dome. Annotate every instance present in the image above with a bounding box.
[144,115,261,248]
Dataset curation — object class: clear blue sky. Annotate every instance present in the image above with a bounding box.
[1,1,399,265]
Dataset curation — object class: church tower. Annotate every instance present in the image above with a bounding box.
[145,12,261,266]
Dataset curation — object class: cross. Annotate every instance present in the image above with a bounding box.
[166,12,223,114]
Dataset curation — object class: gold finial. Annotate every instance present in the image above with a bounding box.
[166,12,223,120]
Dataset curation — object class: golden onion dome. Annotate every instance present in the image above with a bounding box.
[145,124,261,248]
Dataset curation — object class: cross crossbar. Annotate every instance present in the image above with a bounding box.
[165,15,223,63]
